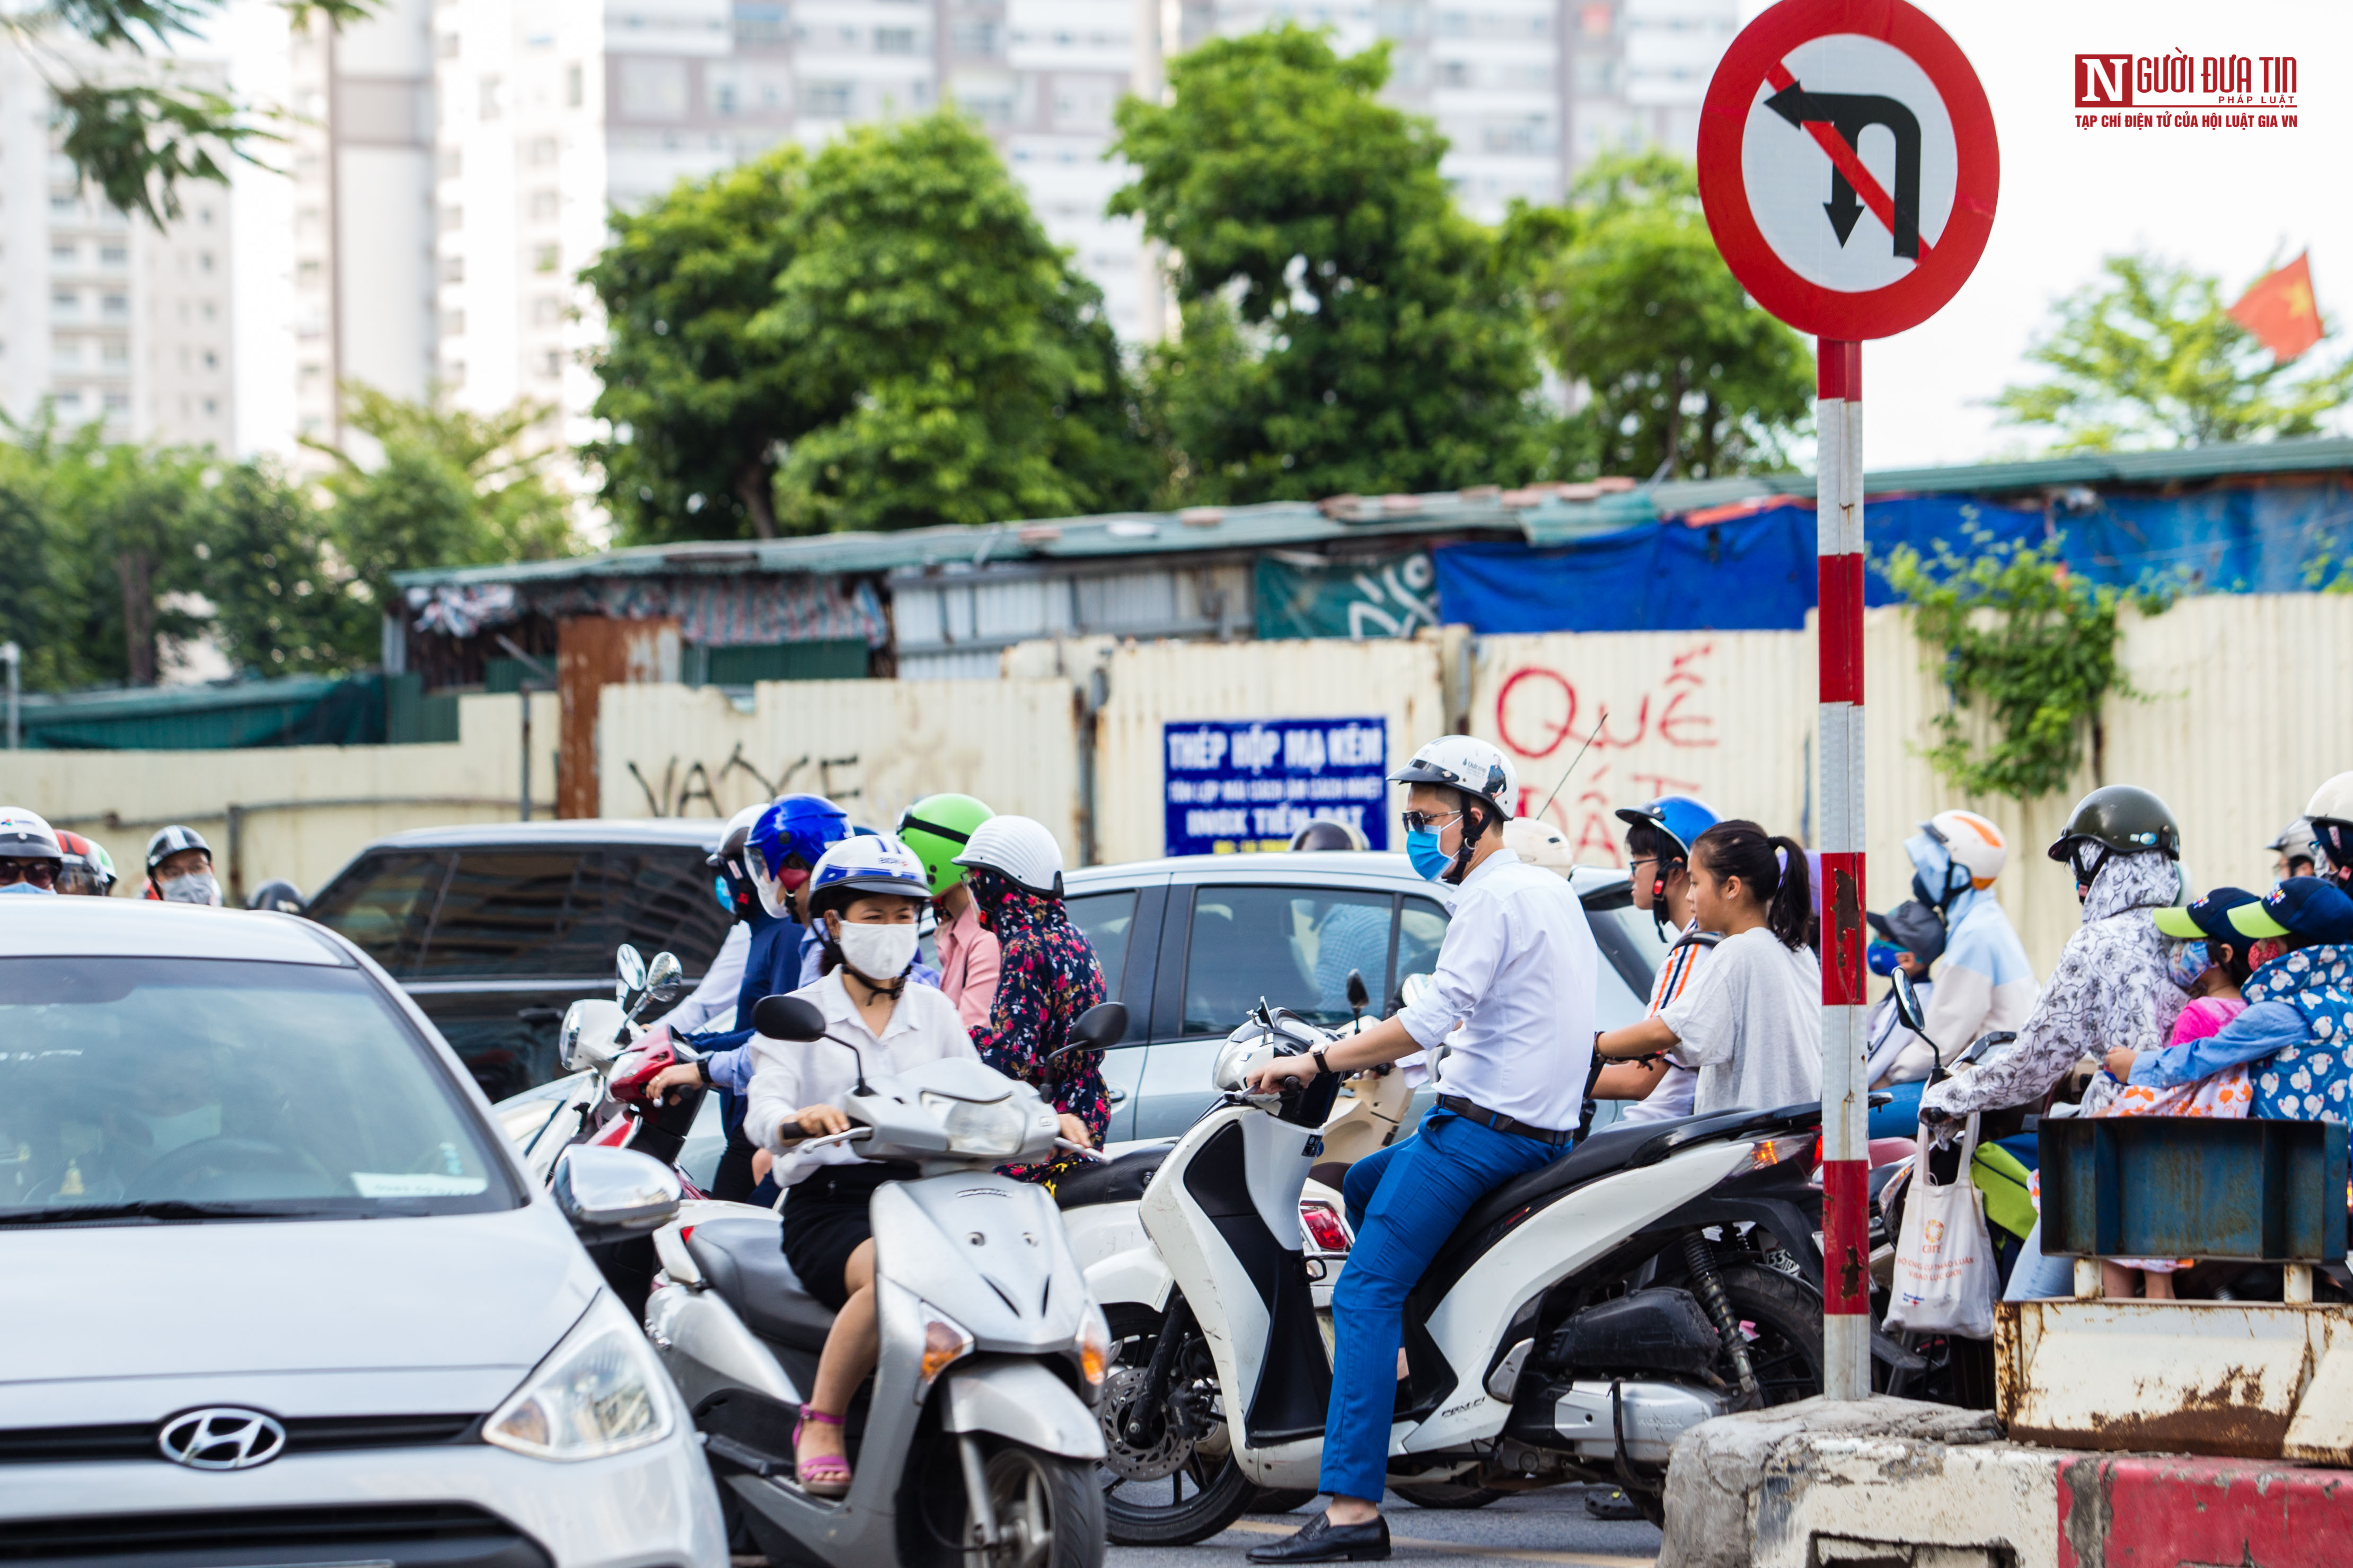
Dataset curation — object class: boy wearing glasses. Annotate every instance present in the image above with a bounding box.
[0,809,64,894]
[1244,736,1598,1564]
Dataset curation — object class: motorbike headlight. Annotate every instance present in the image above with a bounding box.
[484,1295,674,1461]
[919,1091,1029,1157]
[916,1304,975,1401]
[1073,1301,1112,1392]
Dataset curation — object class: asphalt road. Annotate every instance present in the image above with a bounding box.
[1107,1487,1662,1568]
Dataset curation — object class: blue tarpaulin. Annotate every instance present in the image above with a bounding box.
[1431,478,2353,634]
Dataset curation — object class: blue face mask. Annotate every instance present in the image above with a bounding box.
[2166,939,2210,991]
[1406,829,1451,882]
[1867,942,1906,977]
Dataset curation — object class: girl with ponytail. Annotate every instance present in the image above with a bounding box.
[1594,819,1823,1115]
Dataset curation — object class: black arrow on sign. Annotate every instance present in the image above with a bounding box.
[1764,80,1924,260]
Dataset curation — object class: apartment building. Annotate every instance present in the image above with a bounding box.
[0,50,236,449]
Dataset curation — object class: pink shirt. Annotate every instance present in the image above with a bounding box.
[934,898,1002,1031]
[2165,994,2247,1047]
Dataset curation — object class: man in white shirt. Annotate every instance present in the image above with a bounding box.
[1244,736,1598,1564]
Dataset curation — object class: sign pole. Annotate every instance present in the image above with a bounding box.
[1816,338,1870,1401]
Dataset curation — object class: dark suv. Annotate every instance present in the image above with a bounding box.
[1060,851,1673,1141]
[305,820,734,1101]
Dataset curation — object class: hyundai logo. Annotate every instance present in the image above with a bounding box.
[157,1408,287,1470]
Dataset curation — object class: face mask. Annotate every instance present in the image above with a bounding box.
[2250,937,2289,971]
[1406,829,1451,882]
[834,919,918,982]
[2166,939,2210,991]
[0,881,54,896]
[160,871,221,907]
[1867,942,1906,977]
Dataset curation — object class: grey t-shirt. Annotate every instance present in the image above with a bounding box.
[1659,926,1823,1115]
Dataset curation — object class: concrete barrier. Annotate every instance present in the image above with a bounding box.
[1659,1395,2353,1567]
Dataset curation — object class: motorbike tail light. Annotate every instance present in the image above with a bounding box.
[1299,1199,1352,1254]
[1749,1136,1819,1173]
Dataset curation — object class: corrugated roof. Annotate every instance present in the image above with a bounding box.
[394,435,2353,588]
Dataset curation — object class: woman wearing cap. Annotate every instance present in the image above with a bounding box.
[951,815,1112,1183]
[897,793,1001,1029]
[741,834,981,1495]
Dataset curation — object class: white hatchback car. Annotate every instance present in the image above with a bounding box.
[0,897,725,1568]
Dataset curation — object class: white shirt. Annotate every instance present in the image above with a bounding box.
[1620,923,1712,1127]
[1658,926,1823,1116]
[744,969,980,1187]
[648,922,748,1034]
[1395,847,1599,1132]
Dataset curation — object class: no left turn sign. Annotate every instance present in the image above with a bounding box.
[1698,0,1998,341]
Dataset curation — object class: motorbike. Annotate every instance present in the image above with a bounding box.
[1087,1006,1833,1543]
[642,991,1130,1568]
[504,943,697,1188]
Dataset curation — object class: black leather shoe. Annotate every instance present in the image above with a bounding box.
[1245,1512,1391,1562]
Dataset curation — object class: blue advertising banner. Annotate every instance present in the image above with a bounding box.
[1164,718,1389,855]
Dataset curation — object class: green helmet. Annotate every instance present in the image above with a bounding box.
[2046,784,2181,863]
[896,793,995,897]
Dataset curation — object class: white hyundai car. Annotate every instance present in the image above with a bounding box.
[0,897,725,1567]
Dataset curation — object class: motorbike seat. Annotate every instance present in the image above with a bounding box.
[1050,1145,1171,1211]
[685,1216,838,1352]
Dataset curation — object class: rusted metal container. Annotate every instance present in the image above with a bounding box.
[2039,1116,2349,1264]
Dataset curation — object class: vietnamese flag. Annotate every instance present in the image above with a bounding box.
[2228,252,2324,362]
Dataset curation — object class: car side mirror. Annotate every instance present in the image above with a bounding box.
[645,950,686,1002]
[1345,968,1370,1014]
[1890,969,1926,1033]
[551,1145,680,1239]
[752,993,828,1042]
[1051,1002,1129,1060]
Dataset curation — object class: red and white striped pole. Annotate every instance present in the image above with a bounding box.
[1816,338,1871,1400]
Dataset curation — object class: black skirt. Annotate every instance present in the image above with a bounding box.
[779,1161,917,1310]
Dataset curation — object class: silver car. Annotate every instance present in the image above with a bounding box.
[0,897,726,1567]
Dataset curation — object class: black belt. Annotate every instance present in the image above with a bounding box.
[1437,1094,1574,1147]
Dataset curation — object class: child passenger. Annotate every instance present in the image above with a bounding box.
[1594,820,1823,1115]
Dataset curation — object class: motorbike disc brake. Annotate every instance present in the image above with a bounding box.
[1097,1365,1189,1481]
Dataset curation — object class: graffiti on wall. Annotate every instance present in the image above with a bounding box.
[1491,642,1723,866]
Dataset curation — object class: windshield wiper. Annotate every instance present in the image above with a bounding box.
[0,1200,332,1225]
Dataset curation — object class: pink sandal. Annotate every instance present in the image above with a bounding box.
[794,1407,852,1497]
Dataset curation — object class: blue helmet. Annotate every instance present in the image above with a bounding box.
[748,794,850,879]
[1614,794,1722,865]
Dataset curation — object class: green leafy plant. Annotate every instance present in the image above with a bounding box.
[1881,528,2173,801]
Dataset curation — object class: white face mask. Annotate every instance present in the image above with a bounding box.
[160,871,222,906]
[834,919,918,983]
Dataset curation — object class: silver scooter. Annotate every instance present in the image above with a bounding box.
[643,993,1129,1568]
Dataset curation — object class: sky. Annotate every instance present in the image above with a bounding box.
[201,1,2351,473]
[1742,0,2353,469]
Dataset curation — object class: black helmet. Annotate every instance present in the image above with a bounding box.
[1289,819,1365,852]
[2048,785,2181,864]
[146,824,212,875]
[247,879,305,915]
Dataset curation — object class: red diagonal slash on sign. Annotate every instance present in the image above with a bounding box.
[1764,60,1934,262]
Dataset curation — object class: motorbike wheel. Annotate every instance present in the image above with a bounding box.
[1719,1264,1826,1405]
[1390,1479,1505,1510]
[972,1443,1105,1568]
[1097,1305,1256,1547]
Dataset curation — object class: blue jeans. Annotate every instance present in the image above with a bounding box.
[2004,1215,2075,1301]
[1324,1111,1562,1504]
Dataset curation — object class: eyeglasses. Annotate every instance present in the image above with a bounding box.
[0,859,58,889]
[1400,809,1464,835]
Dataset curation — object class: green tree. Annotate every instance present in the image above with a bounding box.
[17,1,374,225]
[1994,253,2353,450]
[1520,152,1814,480]
[311,387,576,615]
[583,147,814,543]
[201,460,376,676]
[34,427,212,687]
[1112,26,1549,503]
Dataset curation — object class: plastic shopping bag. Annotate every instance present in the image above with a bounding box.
[1881,1117,1998,1341]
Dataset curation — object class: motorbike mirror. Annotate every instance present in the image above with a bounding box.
[1890,969,1926,1033]
[645,950,686,1001]
[1398,972,1433,1013]
[1346,968,1370,1014]
[551,1145,680,1238]
[559,998,630,1073]
[614,944,648,1005]
[751,993,828,1042]
[1051,1002,1129,1059]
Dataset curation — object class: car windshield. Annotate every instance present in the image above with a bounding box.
[0,957,518,1222]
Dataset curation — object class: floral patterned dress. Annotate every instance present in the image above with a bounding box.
[965,868,1112,1184]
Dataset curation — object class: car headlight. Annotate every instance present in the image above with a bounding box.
[919,1091,1029,1157]
[483,1296,675,1461]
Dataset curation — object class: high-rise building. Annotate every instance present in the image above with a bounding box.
[415,0,1734,495]
[0,50,236,448]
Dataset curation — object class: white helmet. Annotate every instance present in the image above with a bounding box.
[2268,816,2321,865]
[1390,736,1519,817]
[955,815,1066,898]
[804,833,930,922]
[2306,773,2353,875]
[1925,810,2006,889]
[1502,815,1574,875]
[0,808,64,864]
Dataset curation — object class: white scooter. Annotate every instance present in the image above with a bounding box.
[1090,1011,1834,1543]
[642,993,1129,1568]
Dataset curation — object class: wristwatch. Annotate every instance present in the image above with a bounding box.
[696,1058,713,1087]
[1311,1048,1332,1078]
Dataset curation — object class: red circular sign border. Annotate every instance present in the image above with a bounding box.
[1698,0,2000,341]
